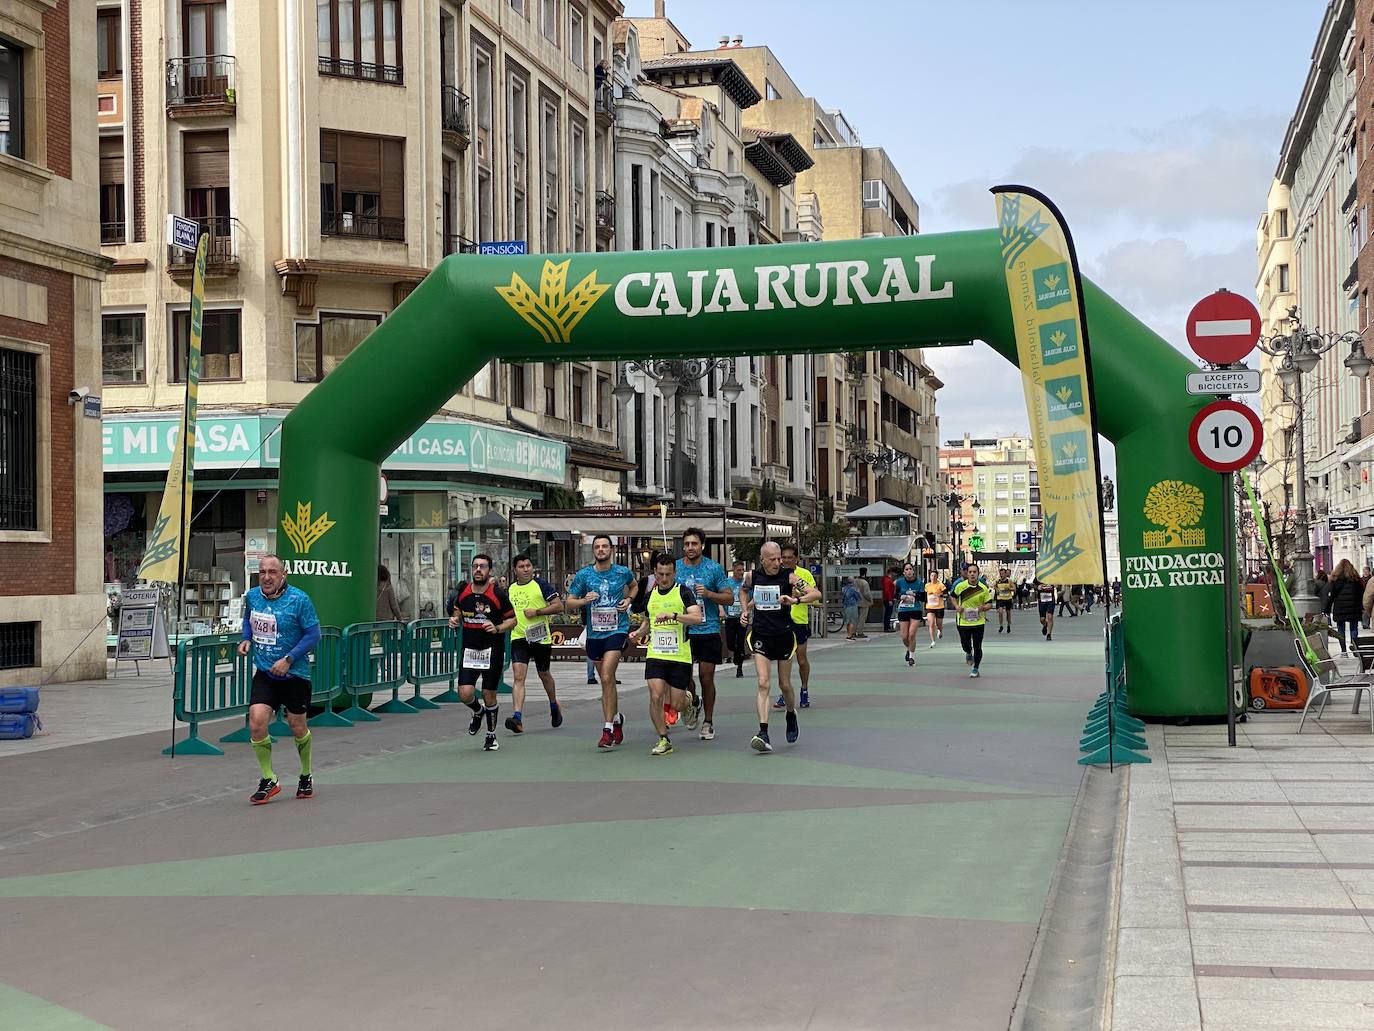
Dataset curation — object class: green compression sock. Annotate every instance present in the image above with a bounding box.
[294,730,313,775]
[251,737,275,781]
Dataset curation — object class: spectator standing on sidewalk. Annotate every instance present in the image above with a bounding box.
[881,568,898,632]
[854,568,873,638]
[376,564,404,621]
[1325,559,1364,655]
[842,578,861,640]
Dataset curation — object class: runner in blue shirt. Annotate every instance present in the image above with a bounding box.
[238,555,321,804]
[676,527,734,742]
[723,558,748,679]
[565,534,638,750]
[893,561,925,668]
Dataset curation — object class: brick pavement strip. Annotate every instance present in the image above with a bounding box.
[1111,711,1374,1030]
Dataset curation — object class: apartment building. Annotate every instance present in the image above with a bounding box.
[94,0,622,618]
[0,1,109,685]
[1268,0,1369,573]
[721,37,939,516]
[938,435,1040,561]
[609,7,817,525]
[1254,179,1297,552]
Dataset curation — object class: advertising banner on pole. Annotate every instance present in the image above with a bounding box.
[992,186,1106,583]
[138,232,208,583]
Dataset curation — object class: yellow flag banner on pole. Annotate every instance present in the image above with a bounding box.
[138,232,208,583]
[992,186,1106,584]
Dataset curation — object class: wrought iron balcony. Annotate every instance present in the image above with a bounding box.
[595,83,615,124]
[444,233,477,256]
[101,222,126,244]
[167,216,240,276]
[321,210,405,242]
[595,191,615,239]
[317,56,402,85]
[441,85,470,145]
[166,55,237,113]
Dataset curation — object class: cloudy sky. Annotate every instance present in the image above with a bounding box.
[659,0,1327,468]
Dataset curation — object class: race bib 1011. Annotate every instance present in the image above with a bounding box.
[463,646,492,670]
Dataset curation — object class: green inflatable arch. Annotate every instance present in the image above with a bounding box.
[277,228,1224,718]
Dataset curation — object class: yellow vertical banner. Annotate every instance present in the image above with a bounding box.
[992,187,1105,584]
[138,233,208,583]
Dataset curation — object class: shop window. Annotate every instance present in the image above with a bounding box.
[0,38,25,159]
[295,311,381,382]
[102,313,146,384]
[0,347,38,531]
[173,308,241,381]
[317,0,403,83]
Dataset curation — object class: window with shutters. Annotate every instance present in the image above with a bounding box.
[319,129,405,240]
[100,136,126,243]
[316,0,403,84]
[173,309,241,382]
[182,130,233,256]
[0,348,38,531]
[540,94,559,250]
[572,367,588,424]
[98,8,123,79]
[102,313,145,384]
[569,6,585,68]
[508,68,528,241]
[295,311,382,382]
[541,0,558,44]
[472,36,494,243]
[570,116,586,251]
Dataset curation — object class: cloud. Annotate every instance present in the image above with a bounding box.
[929,112,1283,234]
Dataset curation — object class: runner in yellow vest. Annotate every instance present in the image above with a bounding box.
[992,568,1017,635]
[951,562,995,679]
[628,552,703,755]
[505,553,565,735]
[774,544,818,710]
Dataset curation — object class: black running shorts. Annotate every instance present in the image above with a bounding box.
[250,670,311,715]
[644,658,693,693]
[510,638,552,672]
[749,629,796,661]
[1038,601,1055,617]
[689,633,723,665]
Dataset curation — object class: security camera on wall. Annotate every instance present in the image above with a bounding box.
[68,387,91,405]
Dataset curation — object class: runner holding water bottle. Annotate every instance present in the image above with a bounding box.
[723,559,748,678]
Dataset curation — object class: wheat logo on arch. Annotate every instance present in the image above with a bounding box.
[496,259,609,343]
[1143,480,1205,550]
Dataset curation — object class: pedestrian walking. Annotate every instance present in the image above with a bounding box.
[240,555,321,804]
[882,568,898,633]
[448,554,517,752]
[951,563,995,678]
[854,568,873,638]
[1316,570,1331,611]
[894,561,925,666]
[1057,585,1077,618]
[842,579,861,640]
[1325,559,1364,655]
[376,563,404,621]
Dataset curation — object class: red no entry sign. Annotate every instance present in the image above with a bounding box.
[1188,400,1263,473]
[1186,291,1261,365]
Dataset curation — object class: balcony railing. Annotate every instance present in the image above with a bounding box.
[321,210,405,241]
[167,215,239,272]
[441,85,470,139]
[101,222,126,244]
[317,56,402,85]
[444,233,477,256]
[595,83,615,123]
[166,55,237,108]
[595,191,615,237]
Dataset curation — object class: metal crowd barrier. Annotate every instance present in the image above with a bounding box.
[163,632,253,756]
[1078,613,1149,767]
[341,620,409,718]
[404,619,462,706]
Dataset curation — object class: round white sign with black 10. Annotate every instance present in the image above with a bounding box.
[1188,400,1262,474]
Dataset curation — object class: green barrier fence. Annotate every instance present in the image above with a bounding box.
[163,633,252,756]
[341,620,409,718]
[404,619,462,706]
[1079,614,1149,766]
[305,626,350,728]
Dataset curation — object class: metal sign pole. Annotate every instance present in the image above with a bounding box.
[1222,470,1237,747]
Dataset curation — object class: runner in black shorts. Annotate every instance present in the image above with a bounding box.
[992,568,1016,634]
[505,553,564,734]
[448,554,516,752]
[1036,580,1057,641]
[741,542,820,753]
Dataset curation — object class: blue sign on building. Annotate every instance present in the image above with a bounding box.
[167,214,200,251]
[477,239,528,255]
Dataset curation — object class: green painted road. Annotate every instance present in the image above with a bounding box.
[0,612,1106,1030]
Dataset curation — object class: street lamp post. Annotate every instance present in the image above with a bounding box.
[927,491,982,573]
[613,359,743,510]
[1256,306,1372,614]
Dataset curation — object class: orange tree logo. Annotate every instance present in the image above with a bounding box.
[1143,480,1205,549]
[281,501,336,554]
[496,259,609,343]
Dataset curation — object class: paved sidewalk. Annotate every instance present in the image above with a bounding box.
[1113,706,1374,1030]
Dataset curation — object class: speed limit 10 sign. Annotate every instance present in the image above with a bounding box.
[1188,400,1263,473]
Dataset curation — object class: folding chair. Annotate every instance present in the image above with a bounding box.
[1294,638,1374,733]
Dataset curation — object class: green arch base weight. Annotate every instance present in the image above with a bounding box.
[276,227,1224,718]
